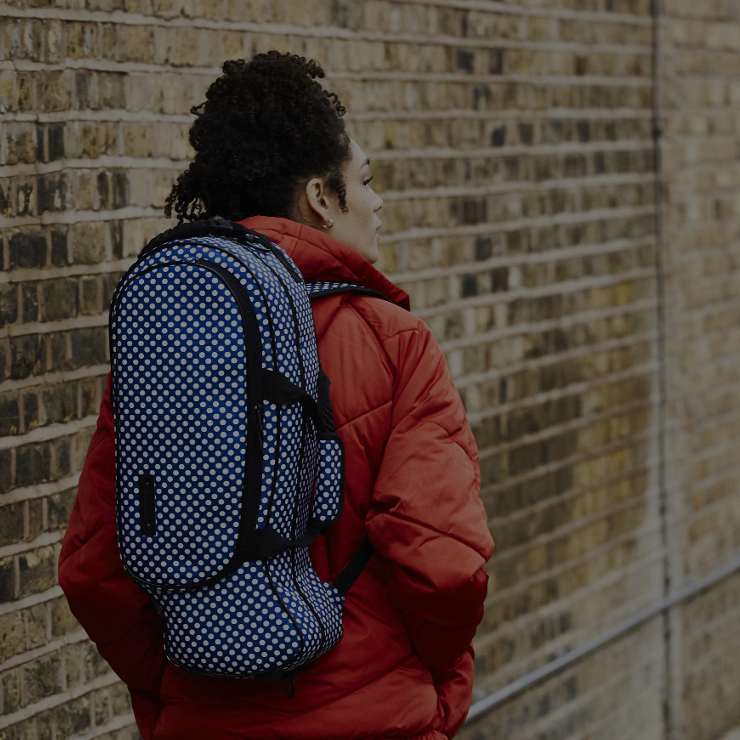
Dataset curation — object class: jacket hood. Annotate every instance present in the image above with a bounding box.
[238,216,410,311]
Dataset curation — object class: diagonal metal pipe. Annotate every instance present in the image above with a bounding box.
[465,552,740,724]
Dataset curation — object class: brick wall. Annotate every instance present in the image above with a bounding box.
[659,0,740,737]
[0,1,738,739]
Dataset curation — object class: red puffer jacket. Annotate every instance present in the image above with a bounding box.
[59,216,494,740]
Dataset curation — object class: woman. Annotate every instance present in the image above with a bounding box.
[59,52,494,740]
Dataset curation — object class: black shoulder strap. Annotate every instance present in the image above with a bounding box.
[306,281,393,303]
[138,219,304,282]
[307,281,378,595]
[333,538,374,595]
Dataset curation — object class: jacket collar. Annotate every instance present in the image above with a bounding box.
[238,216,410,311]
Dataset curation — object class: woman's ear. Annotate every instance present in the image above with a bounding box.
[302,177,333,228]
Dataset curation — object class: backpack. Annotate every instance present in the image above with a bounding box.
[109,219,377,689]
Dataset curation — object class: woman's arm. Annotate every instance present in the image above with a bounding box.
[58,376,165,739]
[365,324,494,676]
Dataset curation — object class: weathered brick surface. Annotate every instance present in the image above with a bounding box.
[655,2,740,739]
[0,1,739,739]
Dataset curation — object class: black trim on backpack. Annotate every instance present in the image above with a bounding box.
[266,243,303,283]
[194,260,265,584]
[138,218,271,261]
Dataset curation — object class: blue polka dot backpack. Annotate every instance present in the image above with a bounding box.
[109,219,377,692]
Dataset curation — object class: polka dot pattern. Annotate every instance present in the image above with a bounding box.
[115,262,247,585]
[306,281,363,296]
[111,233,346,677]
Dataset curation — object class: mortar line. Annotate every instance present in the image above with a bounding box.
[0,153,657,179]
[0,671,121,729]
[477,408,656,498]
[452,330,658,391]
[0,365,109,394]
[0,415,97,452]
[0,57,654,85]
[481,547,667,621]
[476,552,667,649]
[350,107,655,121]
[388,0,653,24]
[453,320,657,376]
[395,236,656,286]
[0,586,63,617]
[683,458,740,507]
[0,1,654,26]
[488,459,651,535]
[0,10,655,54]
[368,139,654,160]
[472,644,666,739]
[0,107,654,124]
[483,495,663,595]
[0,204,653,232]
[486,507,669,604]
[470,363,657,453]
[0,205,163,228]
[455,304,658,386]
[0,629,88,673]
[478,399,660,496]
[0,313,109,340]
[0,261,136,286]
[380,204,656,243]
[0,530,63,560]
[0,473,82,505]
[424,265,657,325]
[73,714,138,740]
[446,318,657,367]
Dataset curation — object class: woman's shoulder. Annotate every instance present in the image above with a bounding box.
[342,292,431,345]
[313,291,439,382]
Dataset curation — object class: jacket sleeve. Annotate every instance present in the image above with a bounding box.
[436,645,476,738]
[58,376,165,739]
[365,324,494,678]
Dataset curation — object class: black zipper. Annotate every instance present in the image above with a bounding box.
[254,256,329,658]
[194,259,264,576]
[191,253,308,664]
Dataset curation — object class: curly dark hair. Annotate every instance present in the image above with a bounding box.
[165,52,351,223]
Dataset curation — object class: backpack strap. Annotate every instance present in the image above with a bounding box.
[333,539,375,595]
[307,281,390,595]
[306,281,393,303]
